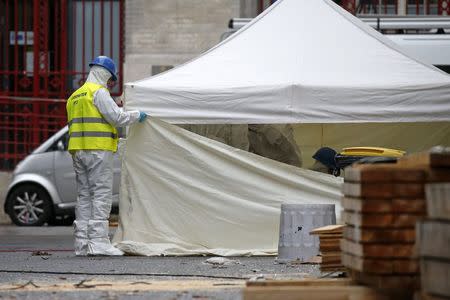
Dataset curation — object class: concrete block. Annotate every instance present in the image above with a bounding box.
[124,0,240,83]
[0,172,12,224]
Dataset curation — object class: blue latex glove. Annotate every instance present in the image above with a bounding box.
[138,111,148,123]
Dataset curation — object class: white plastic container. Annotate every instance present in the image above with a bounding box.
[277,203,336,262]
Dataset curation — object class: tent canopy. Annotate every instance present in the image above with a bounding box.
[125,0,450,124]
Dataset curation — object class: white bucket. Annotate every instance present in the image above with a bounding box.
[277,203,336,262]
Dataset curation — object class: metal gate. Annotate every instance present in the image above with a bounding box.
[439,0,450,14]
[340,0,443,15]
[0,0,124,170]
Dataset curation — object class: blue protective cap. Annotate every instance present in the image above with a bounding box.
[312,147,338,169]
[89,56,117,81]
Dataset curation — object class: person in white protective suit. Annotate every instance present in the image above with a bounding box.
[66,56,147,256]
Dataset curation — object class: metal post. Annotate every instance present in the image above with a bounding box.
[119,0,124,89]
[33,0,39,96]
[398,0,407,15]
[110,0,113,60]
[14,0,18,94]
[101,0,104,54]
[82,0,86,81]
[60,0,68,98]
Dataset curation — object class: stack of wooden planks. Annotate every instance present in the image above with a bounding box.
[405,149,450,300]
[310,225,345,272]
[341,162,427,294]
[243,278,394,300]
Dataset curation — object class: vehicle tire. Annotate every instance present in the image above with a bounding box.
[6,184,53,226]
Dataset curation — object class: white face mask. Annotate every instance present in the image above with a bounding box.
[86,65,112,87]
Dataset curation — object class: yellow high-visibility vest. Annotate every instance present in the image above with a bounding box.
[66,82,118,153]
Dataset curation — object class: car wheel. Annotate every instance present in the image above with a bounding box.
[7,184,53,226]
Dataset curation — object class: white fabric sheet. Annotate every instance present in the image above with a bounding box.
[113,118,343,256]
[125,0,450,124]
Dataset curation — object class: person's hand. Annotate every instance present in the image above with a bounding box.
[138,111,148,123]
[115,95,124,107]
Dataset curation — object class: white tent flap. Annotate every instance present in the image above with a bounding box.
[113,118,343,256]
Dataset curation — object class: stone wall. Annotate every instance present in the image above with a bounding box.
[124,0,240,82]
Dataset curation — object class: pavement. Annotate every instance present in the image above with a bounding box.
[0,225,331,299]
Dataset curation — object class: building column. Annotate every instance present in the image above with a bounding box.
[397,0,407,15]
[240,0,259,17]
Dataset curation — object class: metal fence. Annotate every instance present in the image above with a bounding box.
[0,0,124,170]
[0,96,67,170]
[260,0,448,15]
[342,0,445,15]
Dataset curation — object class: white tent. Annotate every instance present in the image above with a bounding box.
[114,118,342,256]
[114,0,450,256]
[125,0,450,124]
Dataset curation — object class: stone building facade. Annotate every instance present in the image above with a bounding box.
[124,0,260,82]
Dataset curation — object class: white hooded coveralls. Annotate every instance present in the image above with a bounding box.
[72,66,140,256]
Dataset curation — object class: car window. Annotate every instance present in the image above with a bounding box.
[47,132,69,152]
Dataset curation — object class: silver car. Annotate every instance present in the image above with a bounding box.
[3,126,122,226]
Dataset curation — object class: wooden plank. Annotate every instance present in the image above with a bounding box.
[417,220,450,260]
[343,226,416,243]
[322,258,341,264]
[310,225,345,235]
[342,211,423,228]
[320,266,345,272]
[317,234,343,239]
[320,235,342,240]
[320,251,341,257]
[243,285,390,300]
[420,259,450,298]
[320,244,341,252]
[342,211,393,227]
[342,253,419,274]
[341,239,415,258]
[425,168,450,183]
[425,183,450,220]
[392,198,426,213]
[343,183,424,198]
[246,278,352,287]
[342,197,426,213]
[343,183,393,198]
[344,164,425,183]
[319,238,342,245]
[349,269,420,290]
[416,292,450,300]
[345,162,450,183]
[398,151,450,168]
[320,263,344,268]
[342,197,392,213]
[321,253,342,264]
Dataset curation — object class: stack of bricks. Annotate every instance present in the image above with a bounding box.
[341,163,427,297]
[310,224,345,272]
[401,149,450,300]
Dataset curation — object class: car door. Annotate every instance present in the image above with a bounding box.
[53,132,77,204]
[53,132,123,205]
